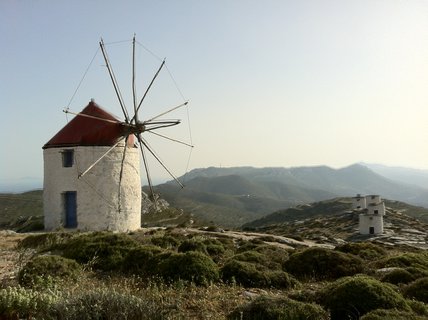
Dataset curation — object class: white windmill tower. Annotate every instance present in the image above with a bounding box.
[356,194,385,235]
[43,36,192,232]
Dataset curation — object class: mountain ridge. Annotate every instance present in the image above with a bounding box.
[157,164,428,226]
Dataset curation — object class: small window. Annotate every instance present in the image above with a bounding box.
[357,206,361,209]
[62,149,74,167]
[374,210,379,215]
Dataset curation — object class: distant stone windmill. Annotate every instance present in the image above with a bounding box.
[352,194,385,235]
[43,36,192,232]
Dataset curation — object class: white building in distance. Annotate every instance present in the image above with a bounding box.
[352,194,385,235]
[43,100,141,232]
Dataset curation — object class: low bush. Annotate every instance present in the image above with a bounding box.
[221,259,298,288]
[284,247,364,280]
[200,238,232,262]
[50,289,162,320]
[405,266,428,279]
[205,243,225,256]
[178,239,208,254]
[216,237,235,249]
[319,275,410,320]
[14,216,44,233]
[157,251,219,285]
[18,232,73,250]
[150,235,180,249]
[407,299,428,317]
[375,252,428,270]
[236,241,259,253]
[287,287,319,304]
[234,244,289,269]
[360,309,426,320]
[227,295,328,320]
[335,242,387,260]
[205,225,222,232]
[123,245,164,275]
[381,268,416,285]
[253,245,289,266]
[403,277,428,303]
[18,255,81,288]
[60,232,139,271]
[0,286,58,319]
[232,251,267,265]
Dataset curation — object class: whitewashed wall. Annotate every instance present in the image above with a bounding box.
[367,202,385,216]
[43,145,141,232]
[366,195,381,205]
[359,214,384,235]
[352,196,366,210]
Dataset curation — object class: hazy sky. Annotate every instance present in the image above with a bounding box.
[1,0,427,190]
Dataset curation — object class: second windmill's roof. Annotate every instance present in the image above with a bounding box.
[43,100,134,149]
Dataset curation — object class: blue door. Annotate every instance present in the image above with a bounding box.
[64,191,77,228]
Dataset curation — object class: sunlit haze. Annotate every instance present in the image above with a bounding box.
[1,0,427,191]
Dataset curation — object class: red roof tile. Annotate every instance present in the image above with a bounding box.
[43,100,134,148]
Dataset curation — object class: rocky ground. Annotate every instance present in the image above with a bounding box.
[253,204,428,250]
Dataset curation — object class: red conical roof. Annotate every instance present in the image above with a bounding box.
[43,100,134,149]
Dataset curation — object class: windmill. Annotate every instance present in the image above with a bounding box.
[43,36,192,232]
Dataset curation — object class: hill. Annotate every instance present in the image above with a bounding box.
[3,164,428,230]
[243,197,428,249]
[362,163,428,190]
[157,164,428,226]
[0,190,44,232]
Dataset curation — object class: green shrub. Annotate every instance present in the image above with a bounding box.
[284,247,364,280]
[253,245,289,265]
[206,225,222,232]
[60,232,139,271]
[50,289,163,320]
[18,255,81,288]
[18,232,73,250]
[233,245,288,270]
[205,243,225,256]
[221,260,298,288]
[232,251,267,265]
[360,309,426,320]
[381,268,416,285]
[150,235,180,249]
[403,277,428,303]
[216,237,235,250]
[123,245,164,275]
[320,275,410,320]
[0,286,58,319]
[227,295,328,320]
[236,241,259,253]
[405,266,428,279]
[375,252,428,270]
[287,287,318,304]
[178,239,208,254]
[407,299,428,317]
[15,216,44,233]
[158,251,219,285]
[335,242,387,260]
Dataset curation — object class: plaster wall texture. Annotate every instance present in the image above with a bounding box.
[43,145,141,232]
[367,202,385,216]
[359,214,384,234]
[366,195,381,205]
[352,196,367,209]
